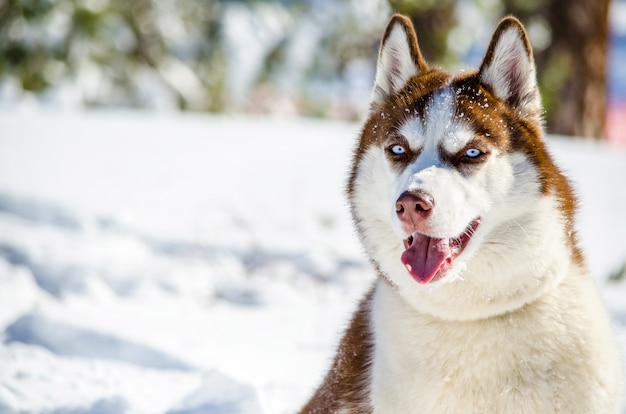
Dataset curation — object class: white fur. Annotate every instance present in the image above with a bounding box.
[370,272,620,413]
[352,138,623,411]
[392,89,489,239]
[398,88,475,155]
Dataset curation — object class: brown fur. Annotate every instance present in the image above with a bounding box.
[299,289,374,414]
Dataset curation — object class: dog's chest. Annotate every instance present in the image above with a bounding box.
[368,283,580,414]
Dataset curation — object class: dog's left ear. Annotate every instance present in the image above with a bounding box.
[479,17,542,122]
[371,14,428,106]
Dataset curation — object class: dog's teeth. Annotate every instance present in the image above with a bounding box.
[403,235,414,250]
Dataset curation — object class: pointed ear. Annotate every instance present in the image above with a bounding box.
[371,14,428,105]
[479,17,542,122]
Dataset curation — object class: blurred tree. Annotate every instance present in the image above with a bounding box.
[249,0,390,119]
[0,0,226,111]
[387,0,456,66]
[0,0,58,93]
[0,0,612,133]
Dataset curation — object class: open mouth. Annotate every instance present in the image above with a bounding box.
[400,217,481,284]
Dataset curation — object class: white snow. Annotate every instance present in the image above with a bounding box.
[0,111,624,413]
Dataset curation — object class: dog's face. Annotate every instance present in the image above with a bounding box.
[348,16,578,320]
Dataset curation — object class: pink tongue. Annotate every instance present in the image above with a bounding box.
[401,234,452,284]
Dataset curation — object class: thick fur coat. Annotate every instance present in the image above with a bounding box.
[300,14,623,414]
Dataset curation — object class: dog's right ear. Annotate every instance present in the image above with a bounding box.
[371,14,428,106]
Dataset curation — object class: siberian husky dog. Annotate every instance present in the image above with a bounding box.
[300,14,622,414]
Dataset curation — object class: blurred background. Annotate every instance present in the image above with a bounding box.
[1,1,626,413]
[1,0,625,142]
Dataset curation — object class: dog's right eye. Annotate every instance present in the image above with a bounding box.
[390,144,406,155]
[464,148,482,158]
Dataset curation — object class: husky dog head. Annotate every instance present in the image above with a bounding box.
[347,15,581,321]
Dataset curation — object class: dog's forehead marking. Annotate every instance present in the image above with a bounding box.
[399,87,474,153]
[441,124,474,153]
[398,118,425,148]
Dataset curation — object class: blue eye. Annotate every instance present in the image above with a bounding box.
[464,148,482,158]
[391,145,406,155]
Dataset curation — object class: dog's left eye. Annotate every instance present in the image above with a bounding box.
[464,148,482,158]
[390,145,406,155]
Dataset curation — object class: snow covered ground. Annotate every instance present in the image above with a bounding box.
[0,111,624,413]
